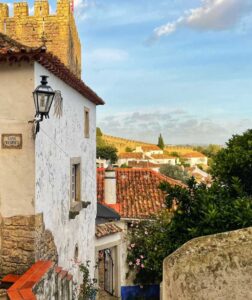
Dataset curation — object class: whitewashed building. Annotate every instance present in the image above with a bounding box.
[0,33,104,297]
[181,152,208,167]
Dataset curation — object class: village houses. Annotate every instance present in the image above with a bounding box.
[96,167,183,299]
[0,0,104,298]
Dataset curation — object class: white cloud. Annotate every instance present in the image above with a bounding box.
[87,48,129,64]
[74,0,96,21]
[153,0,252,39]
[98,110,252,145]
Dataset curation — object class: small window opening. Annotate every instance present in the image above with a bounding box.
[71,161,81,202]
[84,107,90,138]
[74,244,79,263]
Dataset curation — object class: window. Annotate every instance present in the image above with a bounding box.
[84,107,90,138]
[74,244,79,263]
[70,158,81,202]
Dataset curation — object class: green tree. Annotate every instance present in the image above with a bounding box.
[127,131,252,286]
[125,146,134,152]
[96,127,103,137]
[159,164,189,183]
[157,134,165,150]
[96,145,118,164]
[127,178,252,285]
[211,129,252,195]
[96,127,106,147]
[194,144,222,158]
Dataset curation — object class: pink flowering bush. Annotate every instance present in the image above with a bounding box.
[126,210,171,285]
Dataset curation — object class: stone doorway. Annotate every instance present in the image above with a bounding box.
[97,248,118,300]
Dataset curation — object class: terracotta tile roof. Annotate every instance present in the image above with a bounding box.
[141,145,161,152]
[119,153,144,159]
[128,161,164,168]
[97,168,184,219]
[0,33,104,106]
[151,154,176,159]
[181,152,206,158]
[96,222,122,239]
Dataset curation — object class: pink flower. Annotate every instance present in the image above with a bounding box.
[136,261,140,266]
[140,255,144,259]
[131,243,135,248]
[141,264,145,268]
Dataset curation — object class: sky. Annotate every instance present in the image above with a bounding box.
[5,0,252,145]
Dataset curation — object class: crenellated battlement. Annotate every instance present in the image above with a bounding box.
[0,0,81,77]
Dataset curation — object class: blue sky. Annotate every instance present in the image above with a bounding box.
[6,0,252,144]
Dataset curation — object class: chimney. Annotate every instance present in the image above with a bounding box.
[104,167,116,205]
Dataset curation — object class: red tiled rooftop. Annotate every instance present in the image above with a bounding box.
[119,152,144,159]
[141,145,161,152]
[181,152,206,158]
[97,168,184,219]
[96,222,122,239]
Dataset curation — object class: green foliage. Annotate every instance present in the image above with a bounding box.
[78,261,97,300]
[120,163,132,168]
[128,178,252,285]
[194,144,222,158]
[96,145,118,164]
[96,128,107,147]
[169,151,179,157]
[96,127,103,137]
[125,146,134,152]
[211,129,252,195]
[157,134,165,150]
[127,211,172,285]
[127,130,252,286]
[159,164,189,183]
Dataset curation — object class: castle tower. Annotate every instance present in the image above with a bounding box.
[0,0,81,77]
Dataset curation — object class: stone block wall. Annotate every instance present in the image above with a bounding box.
[0,0,81,77]
[162,227,252,300]
[0,213,57,277]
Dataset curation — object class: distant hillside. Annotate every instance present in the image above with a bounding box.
[102,134,194,154]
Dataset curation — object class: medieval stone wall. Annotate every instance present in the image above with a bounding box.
[0,213,57,277]
[0,0,81,77]
[162,227,252,300]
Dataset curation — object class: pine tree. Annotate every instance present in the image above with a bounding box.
[157,134,165,150]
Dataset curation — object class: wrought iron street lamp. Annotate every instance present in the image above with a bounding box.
[33,75,55,133]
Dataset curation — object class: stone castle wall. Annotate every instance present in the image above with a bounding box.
[0,0,81,77]
[162,227,252,300]
[0,213,57,277]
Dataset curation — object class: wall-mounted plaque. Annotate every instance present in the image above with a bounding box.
[1,134,22,149]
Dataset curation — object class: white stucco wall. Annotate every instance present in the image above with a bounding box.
[34,63,97,283]
[185,157,208,166]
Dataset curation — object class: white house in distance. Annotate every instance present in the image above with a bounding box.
[0,32,104,298]
[150,154,177,165]
[118,152,146,166]
[135,145,163,156]
[181,152,208,167]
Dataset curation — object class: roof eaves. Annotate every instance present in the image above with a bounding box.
[0,34,105,106]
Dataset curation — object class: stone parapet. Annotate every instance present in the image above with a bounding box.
[162,227,252,300]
